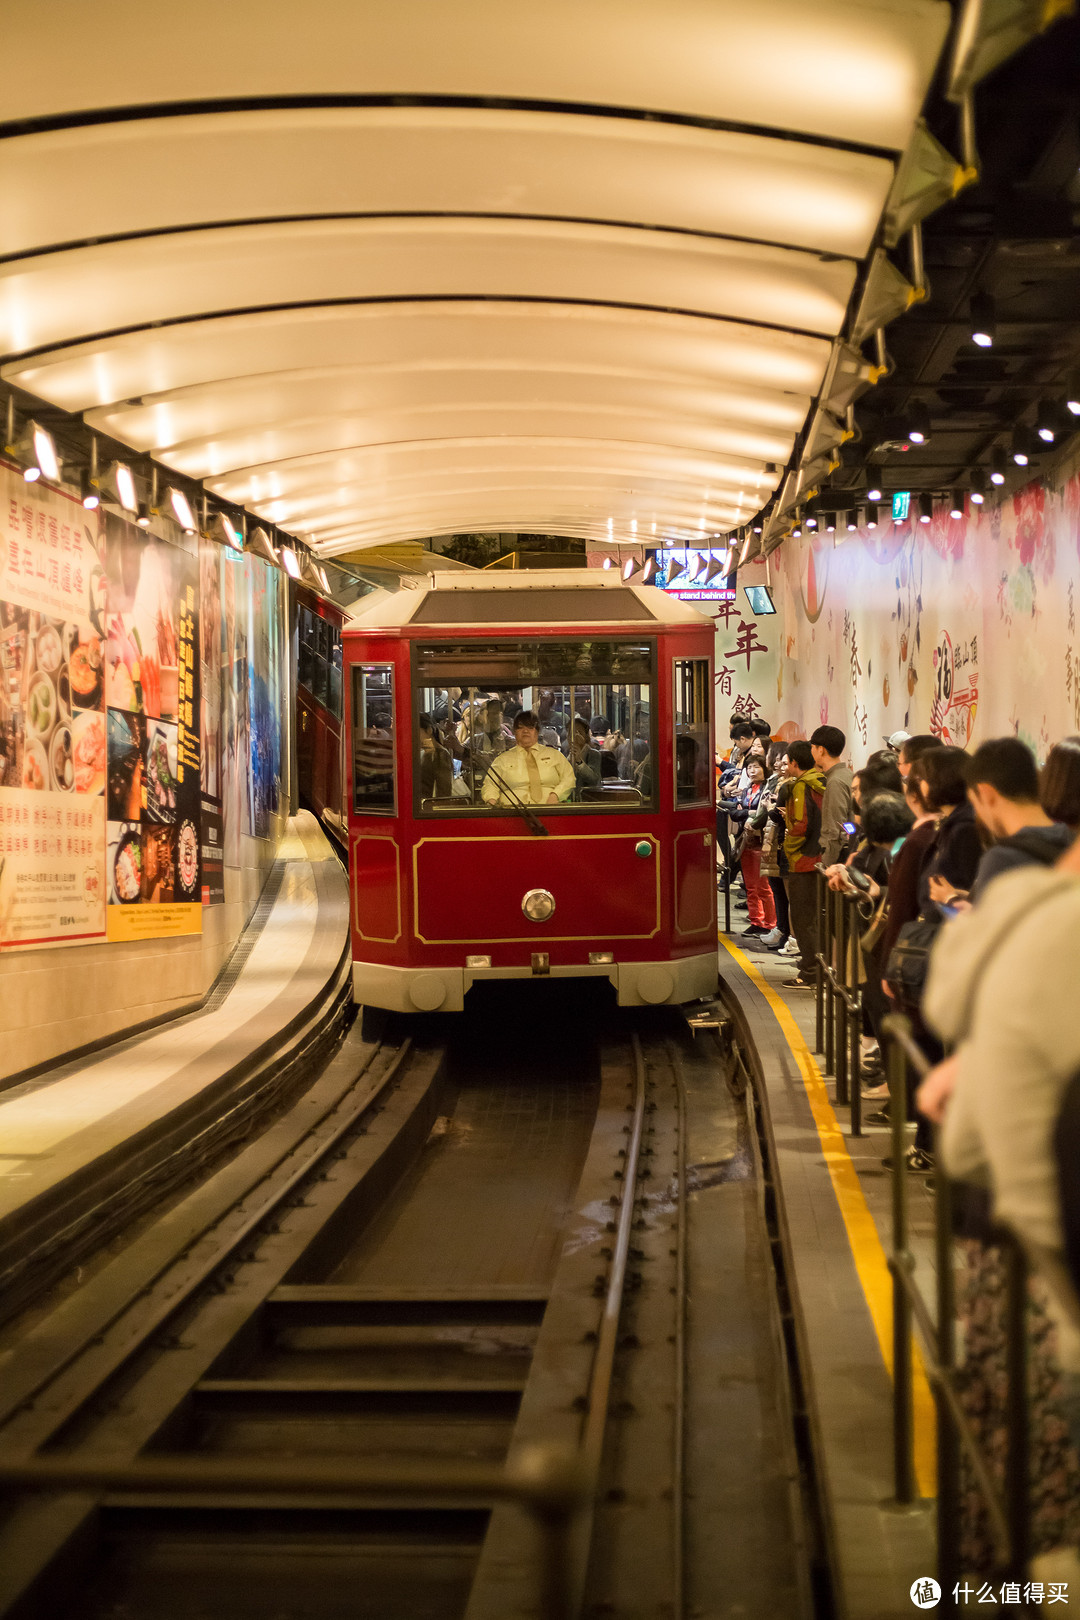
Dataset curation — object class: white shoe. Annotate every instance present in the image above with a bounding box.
[779,938,800,957]
[760,928,784,948]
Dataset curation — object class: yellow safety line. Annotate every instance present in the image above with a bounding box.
[720,936,937,1497]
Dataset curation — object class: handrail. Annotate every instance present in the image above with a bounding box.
[813,870,866,1135]
[881,1013,1030,1603]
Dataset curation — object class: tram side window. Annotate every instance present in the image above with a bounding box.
[412,638,656,814]
[352,665,395,814]
[673,658,711,806]
[297,606,315,692]
[297,606,343,719]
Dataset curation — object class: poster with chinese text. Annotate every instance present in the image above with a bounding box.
[0,461,107,951]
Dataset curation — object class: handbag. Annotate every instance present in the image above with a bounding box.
[884,916,942,1011]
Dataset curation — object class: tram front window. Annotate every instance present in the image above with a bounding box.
[413,638,656,814]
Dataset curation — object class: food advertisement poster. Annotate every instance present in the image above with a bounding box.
[0,461,107,951]
[103,511,202,941]
[199,537,225,905]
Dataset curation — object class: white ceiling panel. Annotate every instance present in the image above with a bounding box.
[205,439,776,506]
[105,405,797,488]
[85,368,810,471]
[3,302,831,414]
[0,217,854,359]
[0,2,952,549]
[2,0,949,151]
[0,108,894,262]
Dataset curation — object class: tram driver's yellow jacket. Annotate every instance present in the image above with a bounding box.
[480,744,576,806]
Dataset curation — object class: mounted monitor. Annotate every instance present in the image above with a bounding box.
[653,547,736,605]
[743,584,776,615]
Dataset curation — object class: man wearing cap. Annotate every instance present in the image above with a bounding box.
[481,710,576,806]
[884,729,911,752]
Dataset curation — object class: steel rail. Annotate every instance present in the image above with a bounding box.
[671,1042,690,1620]
[580,1033,647,1475]
[0,1035,414,1438]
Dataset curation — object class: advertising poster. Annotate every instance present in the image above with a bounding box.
[222,548,253,853]
[198,537,225,905]
[248,556,283,838]
[0,461,107,951]
[102,511,202,942]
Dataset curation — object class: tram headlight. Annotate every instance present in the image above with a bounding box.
[521,888,555,923]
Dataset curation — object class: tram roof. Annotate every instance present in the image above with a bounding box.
[344,570,714,631]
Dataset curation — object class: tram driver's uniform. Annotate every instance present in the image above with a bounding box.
[480,743,576,806]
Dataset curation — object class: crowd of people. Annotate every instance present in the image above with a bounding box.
[718,715,1080,1572]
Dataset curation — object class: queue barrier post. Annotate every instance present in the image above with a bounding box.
[814,869,826,1055]
[833,890,849,1107]
[886,1028,916,1504]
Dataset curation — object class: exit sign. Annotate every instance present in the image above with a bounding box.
[892,492,910,522]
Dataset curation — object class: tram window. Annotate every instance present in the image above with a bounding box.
[672,658,711,806]
[411,639,656,815]
[352,665,395,814]
[328,635,343,719]
[297,606,315,693]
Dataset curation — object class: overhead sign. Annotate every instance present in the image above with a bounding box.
[654,548,736,603]
[892,492,911,522]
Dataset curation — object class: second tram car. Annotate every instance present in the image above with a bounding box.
[342,571,718,1013]
[295,585,346,835]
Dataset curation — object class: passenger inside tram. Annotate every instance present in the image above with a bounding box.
[413,635,661,811]
[481,710,576,806]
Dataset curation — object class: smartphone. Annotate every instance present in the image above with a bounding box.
[841,820,857,836]
[847,868,871,891]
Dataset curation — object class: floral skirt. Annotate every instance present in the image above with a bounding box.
[956,1238,1080,1572]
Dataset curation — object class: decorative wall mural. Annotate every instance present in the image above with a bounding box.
[770,444,1080,759]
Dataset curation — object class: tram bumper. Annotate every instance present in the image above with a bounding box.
[353,951,717,1013]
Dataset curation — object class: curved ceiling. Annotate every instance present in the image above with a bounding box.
[0,0,951,556]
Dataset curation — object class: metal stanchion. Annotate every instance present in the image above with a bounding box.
[815,869,826,1054]
[934,1142,961,1609]
[834,891,849,1106]
[847,903,863,1137]
[888,1033,916,1504]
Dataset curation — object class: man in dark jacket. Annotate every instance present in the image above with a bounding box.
[782,740,826,987]
[962,738,1075,903]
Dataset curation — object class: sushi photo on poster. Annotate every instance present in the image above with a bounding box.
[102,511,202,942]
[0,461,107,952]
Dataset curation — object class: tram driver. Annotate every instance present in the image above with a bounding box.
[480,709,576,807]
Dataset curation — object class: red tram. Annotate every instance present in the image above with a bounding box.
[295,585,346,836]
[342,571,718,1013]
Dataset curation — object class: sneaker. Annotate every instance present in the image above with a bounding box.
[861,1082,890,1100]
[881,1146,935,1173]
[766,934,791,951]
[760,928,785,948]
[741,924,770,936]
[779,938,801,957]
[785,976,816,989]
[865,1108,890,1126]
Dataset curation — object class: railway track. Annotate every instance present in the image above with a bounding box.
[0,1001,696,1620]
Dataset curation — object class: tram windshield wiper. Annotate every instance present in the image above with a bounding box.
[481,766,550,836]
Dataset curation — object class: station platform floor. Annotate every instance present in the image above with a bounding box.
[717,907,938,1620]
[0,812,350,1309]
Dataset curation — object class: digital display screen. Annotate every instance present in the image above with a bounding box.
[743,584,776,615]
[653,548,736,603]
